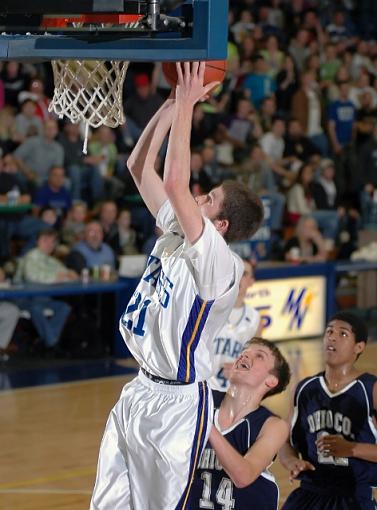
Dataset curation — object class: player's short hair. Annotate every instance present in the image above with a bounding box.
[328,312,368,344]
[217,180,264,243]
[244,337,291,399]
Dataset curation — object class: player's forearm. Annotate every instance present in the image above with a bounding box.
[127,98,175,183]
[279,441,300,469]
[209,426,256,488]
[164,101,193,194]
[351,442,377,462]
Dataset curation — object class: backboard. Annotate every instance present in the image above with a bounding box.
[0,0,229,61]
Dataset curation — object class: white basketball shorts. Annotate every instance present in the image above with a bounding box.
[90,369,213,509]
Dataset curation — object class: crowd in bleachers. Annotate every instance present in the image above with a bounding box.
[1,0,377,355]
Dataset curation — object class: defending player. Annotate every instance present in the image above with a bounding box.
[190,338,291,510]
[210,258,262,391]
[90,62,264,509]
[279,312,377,510]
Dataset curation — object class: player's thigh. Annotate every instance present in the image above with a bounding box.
[126,383,213,508]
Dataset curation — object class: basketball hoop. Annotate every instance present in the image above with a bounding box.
[49,60,129,153]
[47,15,140,153]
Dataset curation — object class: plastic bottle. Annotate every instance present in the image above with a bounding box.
[7,186,20,206]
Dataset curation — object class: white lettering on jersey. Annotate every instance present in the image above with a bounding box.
[307,410,354,439]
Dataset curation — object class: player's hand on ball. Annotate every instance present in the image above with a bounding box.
[176,62,220,105]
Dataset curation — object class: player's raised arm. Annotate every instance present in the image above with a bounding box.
[163,62,219,244]
[126,93,175,218]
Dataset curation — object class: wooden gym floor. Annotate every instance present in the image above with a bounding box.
[0,337,376,510]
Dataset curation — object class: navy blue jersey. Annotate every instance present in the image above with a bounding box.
[189,390,279,510]
[291,372,377,496]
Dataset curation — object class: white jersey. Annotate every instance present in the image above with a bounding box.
[119,200,243,382]
[209,304,260,391]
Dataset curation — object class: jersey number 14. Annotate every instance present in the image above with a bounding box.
[200,472,235,510]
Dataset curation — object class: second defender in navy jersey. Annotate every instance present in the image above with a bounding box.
[280,312,377,510]
[90,63,264,510]
[190,338,291,510]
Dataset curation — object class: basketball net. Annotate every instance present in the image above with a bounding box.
[49,60,129,153]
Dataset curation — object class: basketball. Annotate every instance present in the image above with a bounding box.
[162,60,227,89]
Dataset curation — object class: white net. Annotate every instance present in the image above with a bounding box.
[49,60,129,152]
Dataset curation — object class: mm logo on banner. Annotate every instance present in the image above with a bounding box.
[282,288,313,330]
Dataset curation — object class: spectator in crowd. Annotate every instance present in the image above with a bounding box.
[260,35,284,79]
[325,9,354,43]
[243,54,276,109]
[349,70,377,111]
[15,206,59,256]
[355,91,377,150]
[14,229,76,353]
[328,80,356,155]
[88,126,124,200]
[107,209,139,257]
[230,8,256,44]
[284,118,321,165]
[258,95,277,133]
[33,166,72,223]
[13,118,64,187]
[190,103,216,148]
[200,139,224,186]
[13,97,43,144]
[189,150,213,196]
[61,202,88,249]
[238,144,286,233]
[0,62,27,108]
[327,79,357,194]
[214,96,259,165]
[312,158,360,256]
[288,29,311,72]
[25,78,51,121]
[320,43,342,88]
[0,268,20,357]
[283,215,327,263]
[359,123,377,228]
[0,106,18,155]
[97,200,118,247]
[260,116,286,163]
[275,54,299,114]
[58,122,104,204]
[287,163,339,244]
[123,73,164,146]
[292,70,329,156]
[0,153,31,261]
[66,221,116,274]
[359,123,377,192]
[0,74,4,110]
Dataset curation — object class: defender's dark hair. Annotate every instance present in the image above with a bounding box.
[244,337,291,399]
[218,180,264,243]
[328,312,368,344]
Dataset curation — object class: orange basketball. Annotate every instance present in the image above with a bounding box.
[162,60,227,89]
